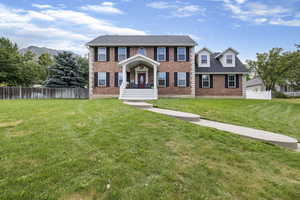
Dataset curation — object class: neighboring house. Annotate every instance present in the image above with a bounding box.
[247,77,300,96]
[86,35,248,100]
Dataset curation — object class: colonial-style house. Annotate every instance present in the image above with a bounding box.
[86,35,248,100]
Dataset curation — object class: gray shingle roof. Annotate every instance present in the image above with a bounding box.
[246,77,263,87]
[86,35,197,46]
[196,53,248,74]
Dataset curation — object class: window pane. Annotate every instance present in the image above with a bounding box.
[138,48,145,55]
[177,72,186,86]
[177,47,186,61]
[98,47,106,61]
[228,75,235,87]
[201,55,207,64]
[158,72,166,87]
[118,72,123,86]
[202,75,210,88]
[98,72,106,86]
[157,47,166,61]
[226,55,233,64]
[118,47,127,61]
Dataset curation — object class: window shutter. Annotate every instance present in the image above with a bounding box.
[166,47,169,61]
[127,47,130,58]
[174,47,178,61]
[166,72,169,87]
[186,47,190,62]
[236,74,239,88]
[114,72,118,87]
[174,72,178,87]
[106,47,110,61]
[115,47,118,61]
[199,74,202,88]
[210,74,213,88]
[154,47,157,61]
[186,72,190,87]
[225,75,228,88]
[94,72,98,87]
[94,47,98,62]
[106,72,110,87]
[127,72,130,82]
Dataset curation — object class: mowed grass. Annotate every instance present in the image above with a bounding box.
[151,98,300,140]
[0,99,299,200]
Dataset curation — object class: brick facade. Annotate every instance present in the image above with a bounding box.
[195,74,243,97]
[91,47,193,97]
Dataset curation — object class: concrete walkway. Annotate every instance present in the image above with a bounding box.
[124,101,299,151]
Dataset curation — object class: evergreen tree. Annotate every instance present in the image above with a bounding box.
[44,52,85,88]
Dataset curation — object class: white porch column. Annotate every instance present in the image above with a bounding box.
[122,64,127,88]
[153,64,157,89]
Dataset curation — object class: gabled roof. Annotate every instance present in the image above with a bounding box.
[246,77,263,87]
[86,35,197,46]
[215,47,239,59]
[118,54,160,67]
[196,53,248,74]
[197,47,213,54]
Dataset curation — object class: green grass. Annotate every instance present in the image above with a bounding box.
[0,99,299,200]
[151,98,300,140]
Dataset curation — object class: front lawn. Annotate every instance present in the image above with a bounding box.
[152,98,300,140]
[0,99,299,199]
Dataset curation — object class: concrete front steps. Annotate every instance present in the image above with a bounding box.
[119,89,157,100]
[124,101,300,151]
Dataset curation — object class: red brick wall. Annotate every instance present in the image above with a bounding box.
[92,47,193,96]
[195,74,243,96]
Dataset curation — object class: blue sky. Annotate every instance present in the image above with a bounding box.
[0,0,300,61]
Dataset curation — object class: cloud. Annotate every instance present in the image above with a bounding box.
[0,4,146,54]
[81,2,123,14]
[32,4,53,9]
[146,1,205,18]
[222,0,300,26]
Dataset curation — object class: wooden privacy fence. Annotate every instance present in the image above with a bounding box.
[0,87,89,99]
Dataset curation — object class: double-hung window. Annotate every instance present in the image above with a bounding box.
[98,47,106,61]
[201,55,208,64]
[228,74,236,88]
[138,48,145,56]
[98,72,106,86]
[118,47,127,61]
[177,72,186,87]
[177,47,186,61]
[202,75,210,88]
[158,72,166,87]
[226,55,233,64]
[157,47,166,61]
[118,72,123,87]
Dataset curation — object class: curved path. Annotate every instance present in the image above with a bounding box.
[124,101,299,151]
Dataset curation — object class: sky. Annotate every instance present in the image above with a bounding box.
[0,0,300,61]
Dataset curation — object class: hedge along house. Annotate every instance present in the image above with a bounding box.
[86,35,248,100]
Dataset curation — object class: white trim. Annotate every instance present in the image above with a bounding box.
[118,54,160,66]
[215,47,239,58]
[118,47,127,61]
[197,47,213,55]
[177,47,187,62]
[98,72,107,86]
[177,72,187,87]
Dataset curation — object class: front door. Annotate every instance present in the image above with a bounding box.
[138,73,146,88]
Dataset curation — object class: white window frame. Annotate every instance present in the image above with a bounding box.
[98,47,106,61]
[158,72,166,87]
[228,74,236,88]
[138,47,146,56]
[98,72,106,86]
[201,55,208,64]
[202,75,210,88]
[118,72,123,87]
[177,47,186,61]
[157,47,166,61]
[177,72,186,87]
[226,55,233,64]
[118,47,127,61]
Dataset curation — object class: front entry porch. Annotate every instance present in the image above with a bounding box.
[118,54,160,100]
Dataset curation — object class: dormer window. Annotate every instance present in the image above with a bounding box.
[226,55,233,64]
[201,55,208,64]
